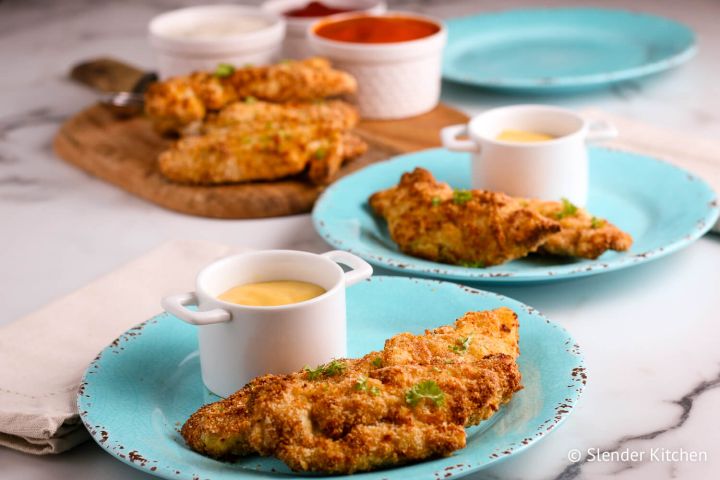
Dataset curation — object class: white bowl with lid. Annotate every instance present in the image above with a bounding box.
[149,4,286,78]
[308,11,446,119]
[262,0,386,59]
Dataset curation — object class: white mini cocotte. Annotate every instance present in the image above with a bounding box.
[162,250,372,397]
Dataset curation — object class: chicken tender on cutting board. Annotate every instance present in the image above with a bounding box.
[158,125,366,185]
[145,58,357,135]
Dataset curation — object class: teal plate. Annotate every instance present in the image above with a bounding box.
[312,148,718,284]
[443,8,696,92]
[78,277,585,480]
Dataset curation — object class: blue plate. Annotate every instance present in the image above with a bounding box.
[312,148,718,284]
[443,8,696,92]
[78,277,585,480]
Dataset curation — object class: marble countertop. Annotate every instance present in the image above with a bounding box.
[1,0,719,479]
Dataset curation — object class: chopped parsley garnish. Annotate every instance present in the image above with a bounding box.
[452,189,472,205]
[354,376,380,396]
[431,197,441,206]
[590,216,605,229]
[405,380,445,407]
[460,260,485,268]
[244,96,258,104]
[304,365,324,380]
[371,356,383,368]
[304,359,346,380]
[555,197,578,219]
[314,147,328,160]
[214,63,235,78]
[450,335,473,354]
[323,359,346,376]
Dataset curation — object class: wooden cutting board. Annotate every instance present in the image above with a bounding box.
[54,60,469,219]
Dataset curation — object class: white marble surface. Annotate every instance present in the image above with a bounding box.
[1,0,720,479]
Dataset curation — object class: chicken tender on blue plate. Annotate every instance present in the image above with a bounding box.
[181,307,522,474]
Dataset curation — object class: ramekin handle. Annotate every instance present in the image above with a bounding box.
[161,292,231,326]
[586,119,618,143]
[321,250,373,287]
[441,124,480,152]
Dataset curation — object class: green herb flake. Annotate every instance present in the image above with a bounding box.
[405,380,445,407]
[371,357,383,368]
[591,216,605,229]
[304,364,324,381]
[214,63,235,78]
[244,96,258,105]
[323,359,346,377]
[354,376,369,391]
[304,359,346,380]
[431,197,441,206]
[555,197,578,219]
[354,376,381,396]
[449,335,473,354]
[314,147,328,160]
[452,189,473,205]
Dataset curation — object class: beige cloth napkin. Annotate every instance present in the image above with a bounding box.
[582,109,720,231]
[0,240,249,454]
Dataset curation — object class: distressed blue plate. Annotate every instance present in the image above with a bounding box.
[78,277,585,480]
[443,8,696,92]
[312,148,718,284]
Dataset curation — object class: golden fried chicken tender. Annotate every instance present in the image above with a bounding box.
[202,99,359,134]
[369,168,561,267]
[145,58,357,135]
[158,123,365,185]
[181,308,523,474]
[529,199,633,259]
[144,78,207,136]
[370,168,633,266]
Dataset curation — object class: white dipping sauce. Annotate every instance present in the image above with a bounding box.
[164,17,271,39]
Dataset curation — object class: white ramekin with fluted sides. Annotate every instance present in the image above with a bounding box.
[308,11,446,119]
[262,0,386,59]
[149,5,286,78]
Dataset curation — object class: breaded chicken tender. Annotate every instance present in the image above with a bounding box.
[202,99,359,134]
[370,168,633,266]
[369,168,561,267]
[529,199,633,259]
[145,58,357,135]
[159,124,365,185]
[181,307,522,474]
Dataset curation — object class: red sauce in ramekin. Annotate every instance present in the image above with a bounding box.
[314,15,440,43]
[285,2,353,18]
